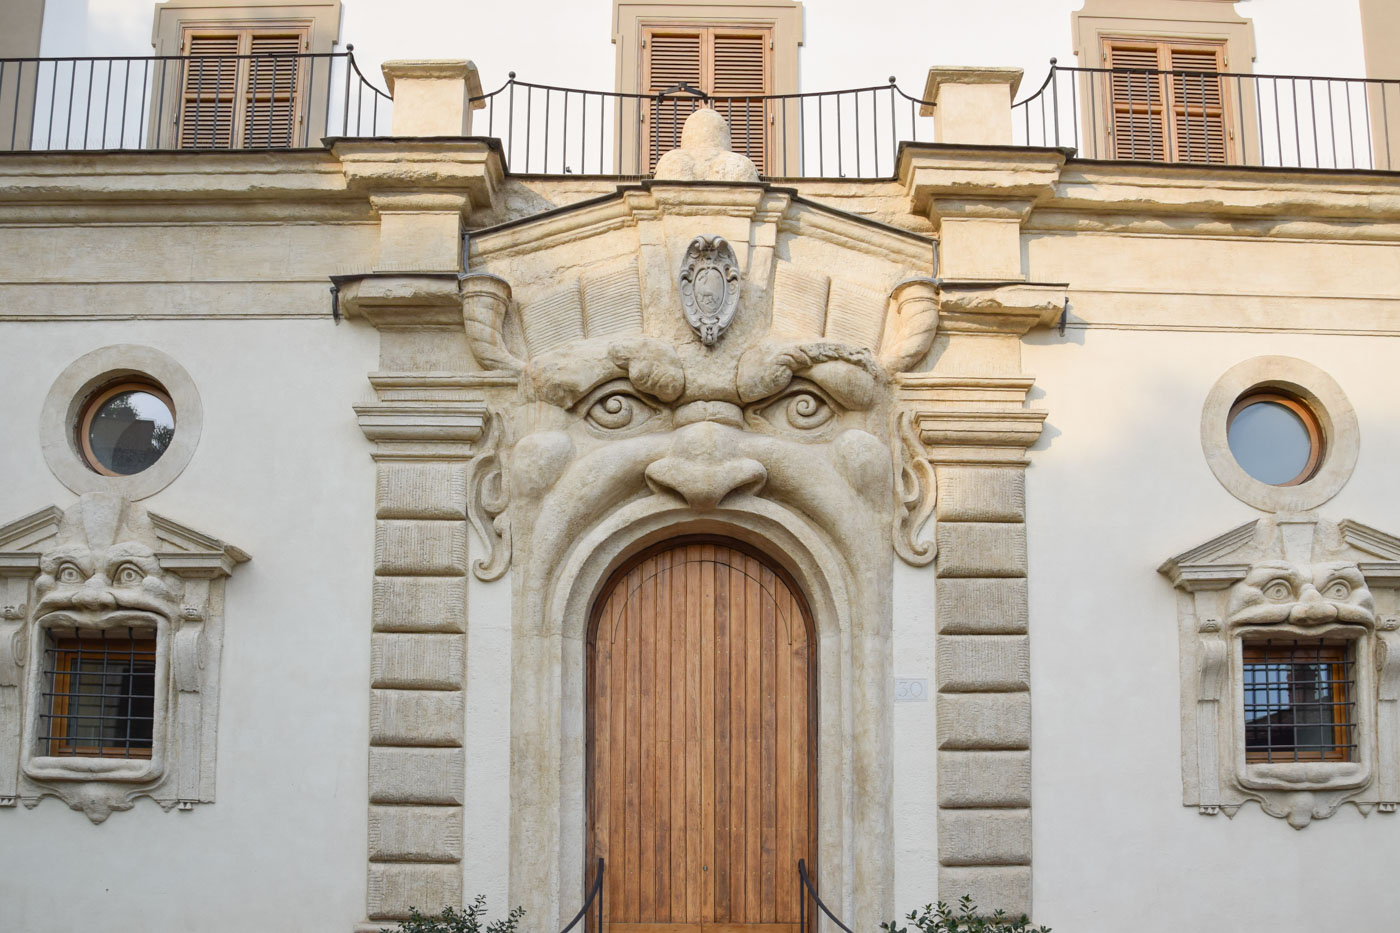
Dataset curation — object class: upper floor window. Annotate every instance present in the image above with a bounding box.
[642,25,771,172]
[178,27,309,149]
[1104,38,1230,163]
[613,0,801,175]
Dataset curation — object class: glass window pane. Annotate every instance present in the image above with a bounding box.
[1227,400,1312,485]
[86,389,175,475]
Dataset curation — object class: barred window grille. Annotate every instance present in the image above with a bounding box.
[39,628,156,759]
[1243,639,1356,763]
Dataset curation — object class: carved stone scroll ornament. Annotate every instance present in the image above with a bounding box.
[678,235,740,347]
[892,410,936,566]
[467,411,511,582]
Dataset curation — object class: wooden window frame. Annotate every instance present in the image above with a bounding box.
[1242,639,1355,764]
[177,22,311,150]
[1226,390,1325,488]
[76,380,177,478]
[1102,36,1235,164]
[44,634,158,760]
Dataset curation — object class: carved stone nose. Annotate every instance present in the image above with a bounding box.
[644,422,766,510]
[70,582,117,612]
[1291,584,1339,623]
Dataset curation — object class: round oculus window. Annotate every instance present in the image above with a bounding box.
[1226,391,1323,487]
[77,381,176,477]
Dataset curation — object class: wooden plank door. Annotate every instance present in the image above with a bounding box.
[588,538,815,933]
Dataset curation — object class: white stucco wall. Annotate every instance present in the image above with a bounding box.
[0,318,379,931]
[1023,327,1400,931]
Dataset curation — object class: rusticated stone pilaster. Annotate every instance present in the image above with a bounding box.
[933,463,1032,913]
[365,461,470,921]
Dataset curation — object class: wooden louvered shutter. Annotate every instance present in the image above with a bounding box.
[179,34,239,148]
[1105,39,1229,164]
[644,30,704,172]
[243,33,303,148]
[1106,43,1167,161]
[1168,46,1227,163]
[712,32,769,174]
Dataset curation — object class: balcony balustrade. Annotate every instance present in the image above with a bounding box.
[2,51,1395,176]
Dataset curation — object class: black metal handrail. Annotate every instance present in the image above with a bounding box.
[798,858,854,933]
[470,74,936,179]
[558,857,604,933]
[0,45,390,152]
[1013,58,1400,171]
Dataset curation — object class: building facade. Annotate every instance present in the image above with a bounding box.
[1,1,1399,931]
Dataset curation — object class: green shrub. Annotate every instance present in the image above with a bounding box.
[882,896,1051,933]
[380,895,525,933]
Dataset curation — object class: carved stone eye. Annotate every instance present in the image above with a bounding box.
[1324,580,1352,600]
[113,563,144,586]
[1264,579,1294,601]
[56,564,84,585]
[756,387,835,432]
[586,391,657,432]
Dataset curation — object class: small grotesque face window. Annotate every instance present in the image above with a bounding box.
[1226,391,1322,487]
[78,381,176,476]
[1243,638,1355,763]
[39,628,156,759]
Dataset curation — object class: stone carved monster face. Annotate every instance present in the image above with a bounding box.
[33,495,179,631]
[499,334,896,587]
[1227,560,1374,629]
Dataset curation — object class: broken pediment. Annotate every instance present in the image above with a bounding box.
[461,176,937,376]
[1160,515,1400,593]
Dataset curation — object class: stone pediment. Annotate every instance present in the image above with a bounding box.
[463,181,937,373]
[1160,516,1400,592]
[0,497,248,578]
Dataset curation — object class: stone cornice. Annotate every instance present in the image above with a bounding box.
[0,149,364,222]
[331,138,504,212]
[938,280,1068,335]
[333,272,464,327]
[898,375,1047,463]
[898,144,1067,217]
[1041,160,1400,228]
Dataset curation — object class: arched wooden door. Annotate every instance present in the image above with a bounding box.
[588,538,816,933]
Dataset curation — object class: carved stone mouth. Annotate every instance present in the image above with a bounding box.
[33,606,166,633]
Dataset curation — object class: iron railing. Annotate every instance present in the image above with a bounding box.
[0,45,390,152]
[798,858,854,933]
[559,857,604,933]
[1013,58,1400,171]
[472,75,936,179]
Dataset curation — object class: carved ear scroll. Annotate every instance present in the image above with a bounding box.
[462,273,524,373]
[467,411,512,581]
[880,278,939,373]
[892,410,936,566]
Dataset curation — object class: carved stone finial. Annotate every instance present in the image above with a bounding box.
[679,236,741,347]
[653,108,760,182]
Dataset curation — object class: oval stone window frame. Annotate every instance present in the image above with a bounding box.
[1201,356,1358,512]
[41,345,202,500]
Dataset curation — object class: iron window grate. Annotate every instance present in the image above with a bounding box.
[38,627,156,759]
[1243,638,1356,763]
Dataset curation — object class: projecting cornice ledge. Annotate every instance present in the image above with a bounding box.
[330,137,504,211]
[937,279,1068,336]
[898,143,1067,217]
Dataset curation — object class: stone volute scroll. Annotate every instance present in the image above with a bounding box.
[678,235,741,346]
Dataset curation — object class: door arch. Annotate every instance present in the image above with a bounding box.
[587,536,816,933]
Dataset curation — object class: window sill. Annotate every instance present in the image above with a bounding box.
[23,754,164,783]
